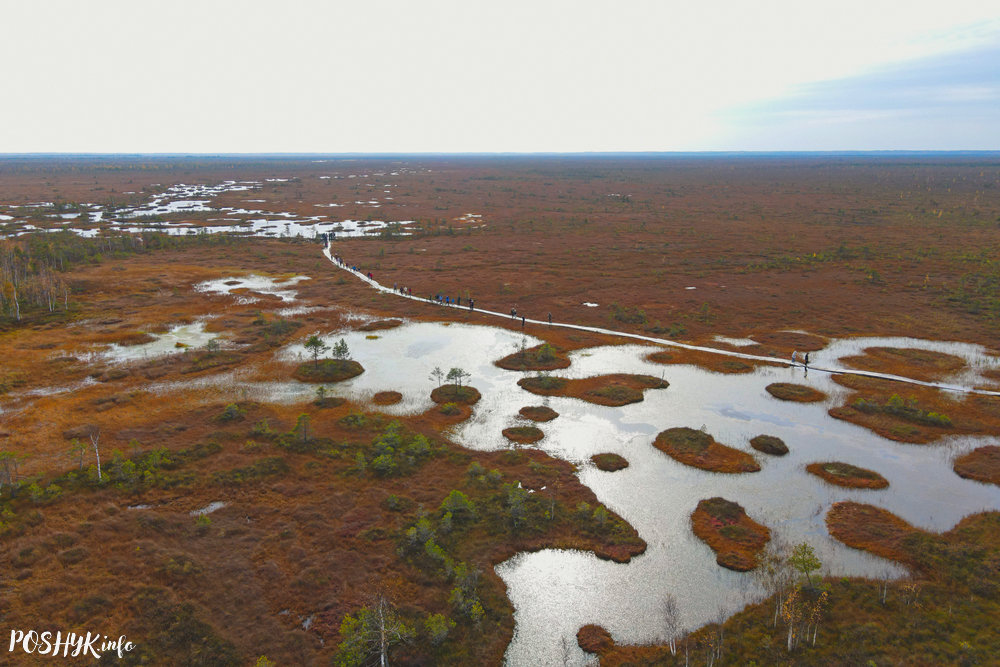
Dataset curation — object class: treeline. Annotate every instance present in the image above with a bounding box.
[0,231,246,323]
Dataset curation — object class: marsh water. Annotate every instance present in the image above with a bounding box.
[274,321,1000,666]
[43,253,1000,666]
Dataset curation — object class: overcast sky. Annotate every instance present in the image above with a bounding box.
[2,0,998,152]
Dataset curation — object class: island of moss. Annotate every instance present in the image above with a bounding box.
[591,453,629,472]
[495,343,571,371]
[953,445,1000,486]
[749,434,788,456]
[430,384,482,405]
[372,391,403,405]
[357,318,403,331]
[691,497,771,571]
[646,348,774,374]
[294,359,364,383]
[577,624,614,655]
[518,405,559,422]
[502,426,544,444]
[517,373,668,407]
[654,427,760,474]
[765,382,827,403]
[807,461,889,489]
[825,374,994,444]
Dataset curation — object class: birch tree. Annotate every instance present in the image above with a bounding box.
[753,540,795,626]
[661,592,680,656]
[90,431,102,482]
[335,590,414,667]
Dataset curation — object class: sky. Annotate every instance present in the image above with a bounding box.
[1,0,998,153]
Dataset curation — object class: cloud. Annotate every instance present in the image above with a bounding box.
[719,43,1000,149]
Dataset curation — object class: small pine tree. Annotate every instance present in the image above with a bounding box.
[332,338,350,360]
[304,335,329,368]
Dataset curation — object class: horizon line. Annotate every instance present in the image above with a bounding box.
[3,150,1000,158]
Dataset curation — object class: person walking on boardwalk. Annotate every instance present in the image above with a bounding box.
[548,312,552,325]
[511,306,517,320]
[804,352,810,369]
[521,315,525,328]
[469,299,474,311]
[792,350,798,365]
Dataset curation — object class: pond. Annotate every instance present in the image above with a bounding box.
[90,321,219,364]
[270,321,1000,665]
[143,317,1000,666]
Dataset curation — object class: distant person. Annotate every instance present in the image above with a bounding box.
[511,306,517,320]
[521,315,525,328]
[548,312,552,325]
[469,299,474,311]
[804,352,810,369]
[456,296,461,306]
[792,350,798,365]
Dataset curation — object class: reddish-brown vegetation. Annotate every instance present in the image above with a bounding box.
[749,434,788,456]
[502,426,544,444]
[691,497,771,571]
[653,427,760,474]
[806,461,889,489]
[591,453,629,472]
[840,346,966,383]
[747,331,828,355]
[825,502,924,570]
[647,348,778,374]
[357,318,403,331]
[495,343,570,371]
[372,390,403,405]
[577,624,614,655]
[765,382,827,403]
[517,374,668,407]
[829,374,1000,444]
[518,405,558,422]
[953,445,1000,486]
[293,359,364,383]
[430,384,481,405]
[5,156,1000,666]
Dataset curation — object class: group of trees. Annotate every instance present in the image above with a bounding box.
[304,335,350,366]
[429,366,471,387]
[657,541,829,663]
[1,231,244,324]
[1,237,71,320]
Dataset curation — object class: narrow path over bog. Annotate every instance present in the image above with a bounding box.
[324,243,1000,397]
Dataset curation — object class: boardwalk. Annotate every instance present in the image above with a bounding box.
[323,243,1000,397]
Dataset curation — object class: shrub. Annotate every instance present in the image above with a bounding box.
[425,613,455,646]
[610,303,648,325]
[371,454,397,476]
[339,413,367,429]
[218,403,246,422]
[440,490,476,521]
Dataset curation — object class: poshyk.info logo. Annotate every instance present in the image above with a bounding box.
[8,630,135,659]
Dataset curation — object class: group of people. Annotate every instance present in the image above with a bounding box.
[791,350,810,369]
[431,293,475,310]
[330,253,362,274]
[330,243,559,324]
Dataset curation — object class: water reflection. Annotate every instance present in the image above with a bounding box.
[145,320,1000,666]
